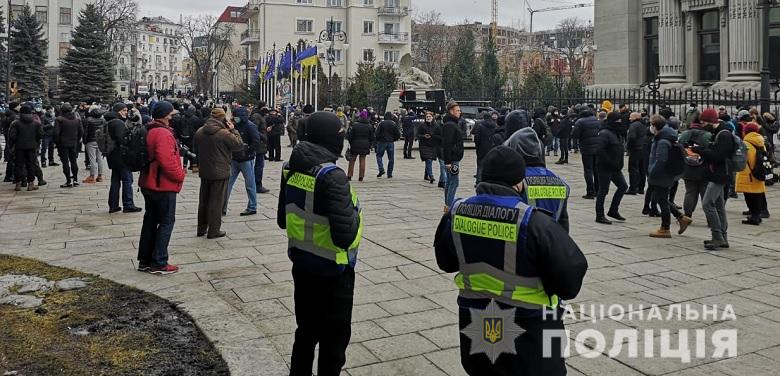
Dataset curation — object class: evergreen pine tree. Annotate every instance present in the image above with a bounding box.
[441,27,481,100]
[481,38,504,107]
[0,8,7,95]
[9,5,47,100]
[59,4,114,104]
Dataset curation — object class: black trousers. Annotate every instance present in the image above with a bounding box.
[14,148,37,183]
[627,149,646,192]
[558,138,569,161]
[268,134,282,161]
[581,154,599,196]
[290,266,354,376]
[651,185,682,229]
[197,178,228,237]
[58,147,79,182]
[403,135,414,157]
[744,192,766,219]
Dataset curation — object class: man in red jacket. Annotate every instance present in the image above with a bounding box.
[138,101,186,274]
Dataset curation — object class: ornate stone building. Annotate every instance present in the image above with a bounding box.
[594,0,778,89]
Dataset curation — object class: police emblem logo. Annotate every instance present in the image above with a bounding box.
[483,317,503,344]
[462,300,525,364]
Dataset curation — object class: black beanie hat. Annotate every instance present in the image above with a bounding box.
[112,103,128,113]
[481,146,526,186]
[302,104,315,114]
[152,101,175,119]
[306,111,345,156]
[19,105,33,115]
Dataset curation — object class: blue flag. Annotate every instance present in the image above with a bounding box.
[264,54,275,81]
[253,59,262,81]
[277,47,292,78]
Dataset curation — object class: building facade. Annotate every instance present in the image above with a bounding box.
[595,0,780,89]
[214,6,249,96]
[240,0,412,80]
[113,16,186,97]
[3,0,91,94]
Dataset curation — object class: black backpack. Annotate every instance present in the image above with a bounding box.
[667,140,687,178]
[121,123,149,172]
[751,147,774,182]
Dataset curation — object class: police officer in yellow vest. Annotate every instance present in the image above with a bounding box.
[277,112,363,376]
[434,146,588,376]
[504,127,571,232]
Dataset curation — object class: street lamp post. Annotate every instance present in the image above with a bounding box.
[6,0,12,100]
[760,0,773,113]
[318,16,347,107]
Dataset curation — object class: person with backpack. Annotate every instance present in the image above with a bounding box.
[679,108,715,222]
[105,103,142,214]
[647,115,692,238]
[137,101,185,275]
[472,111,497,184]
[690,109,737,250]
[83,106,106,184]
[223,106,261,217]
[736,122,768,225]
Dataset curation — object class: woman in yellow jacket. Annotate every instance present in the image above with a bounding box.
[735,122,767,225]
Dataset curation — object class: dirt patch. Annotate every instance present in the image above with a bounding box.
[0,255,229,376]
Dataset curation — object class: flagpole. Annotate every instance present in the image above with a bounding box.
[313,65,317,110]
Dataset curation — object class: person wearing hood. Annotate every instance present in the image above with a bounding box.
[626,112,649,195]
[572,108,602,198]
[472,111,497,184]
[276,112,362,376]
[8,105,43,191]
[54,103,84,187]
[679,108,714,222]
[194,107,244,238]
[593,112,628,224]
[441,101,465,209]
[736,122,768,225]
[504,109,530,139]
[555,109,575,164]
[503,127,571,232]
[223,106,261,217]
[82,105,106,184]
[345,110,374,181]
[433,146,587,376]
[546,106,561,156]
[417,111,439,184]
[176,105,199,170]
[683,103,700,131]
[374,111,401,178]
[105,103,142,213]
[401,108,417,159]
[39,106,57,168]
[647,115,692,238]
[266,108,285,161]
[296,104,315,142]
[531,108,552,148]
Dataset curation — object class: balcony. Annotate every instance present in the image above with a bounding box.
[241,2,259,16]
[378,32,409,44]
[240,29,261,45]
[378,7,409,16]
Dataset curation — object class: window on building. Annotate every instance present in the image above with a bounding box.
[35,6,47,25]
[364,0,374,5]
[385,0,400,8]
[327,0,343,6]
[333,49,343,62]
[230,11,240,18]
[297,0,312,4]
[59,42,70,58]
[644,17,659,82]
[769,7,780,78]
[699,10,720,81]
[59,7,71,25]
[383,50,399,63]
[362,48,374,61]
[9,5,23,21]
[296,19,314,33]
[326,20,343,33]
[363,20,374,34]
[384,23,398,34]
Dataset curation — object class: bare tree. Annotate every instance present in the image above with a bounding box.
[178,15,234,96]
[411,10,449,85]
[221,48,248,93]
[94,0,139,65]
[552,17,592,77]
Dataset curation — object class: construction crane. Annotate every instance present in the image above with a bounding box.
[522,1,594,45]
[491,0,498,44]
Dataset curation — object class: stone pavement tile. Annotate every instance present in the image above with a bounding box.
[706,315,780,354]
[209,273,272,291]
[350,320,391,343]
[239,299,292,322]
[195,312,264,345]
[694,294,775,318]
[752,282,780,297]
[234,281,295,303]
[375,308,458,336]
[362,333,439,361]
[392,275,454,296]
[344,343,381,369]
[397,262,439,279]
[587,279,649,296]
[586,267,637,282]
[217,337,289,376]
[264,260,293,272]
[713,273,775,289]
[248,252,291,266]
[351,303,392,322]
[425,289,459,313]
[396,248,437,263]
[254,315,298,337]
[567,318,637,348]
[175,290,237,319]
[265,270,294,283]
[618,262,671,276]
[760,309,780,323]
[175,257,256,274]
[361,254,416,269]
[268,333,293,356]
[352,283,410,305]
[678,262,758,280]
[645,280,741,303]
[197,265,269,281]
[347,356,447,376]
[757,345,780,361]
[423,348,467,376]
[359,268,408,284]
[733,288,780,308]
[419,324,460,349]
[195,247,262,262]
[378,296,441,316]
[566,355,645,376]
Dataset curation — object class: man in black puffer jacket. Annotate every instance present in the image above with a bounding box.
[105,103,142,213]
[441,102,465,209]
[472,111,497,183]
[265,108,284,161]
[54,103,83,187]
[572,109,602,198]
[9,105,43,191]
[593,112,628,224]
[626,112,649,195]
[277,112,361,376]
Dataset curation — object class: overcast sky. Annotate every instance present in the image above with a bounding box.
[140,0,593,31]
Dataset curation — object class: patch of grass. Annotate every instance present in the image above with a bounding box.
[0,255,229,375]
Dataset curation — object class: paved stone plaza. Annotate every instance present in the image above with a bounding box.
[2,143,780,375]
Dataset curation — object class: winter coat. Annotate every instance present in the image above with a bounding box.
[572,113,602,155]
[346,118,374,156]
[692,122,735,185]
[557,115,574,139]
[194,118,245,180]
[678,125,712,181]
[736,131,767,194]
[626,120,649,151]
[402,114,416,138]
[232,109,261,162]
[648,126,679,188]
[277,141,361,276]
[104,111,128,170]
[473,116,497,159]
[139,121,186,193]
[9,114,43,150]
[375,115,400,143]
[83,116,103,144]
[54,113,83,149]
[41,115,55,137]
[594,123,625,172]
[265,114,284,136]
[547,114,561,137]
[440,114,465,164]
[417,120,438,161]
[504,109,530,138]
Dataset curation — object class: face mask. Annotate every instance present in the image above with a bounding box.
[650,126,658,135]
[235,117,241,124]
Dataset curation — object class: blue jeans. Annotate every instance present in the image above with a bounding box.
[438,159,448,185]
[424,159,433,179]
[255,153,265,190]
[138,189,176,267]
[375,142,395,175]
[225,159,257,212]
[108,167,134,210]
[444,160,460,207]
[548,137,560,152]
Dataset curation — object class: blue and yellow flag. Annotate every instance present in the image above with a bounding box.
[253,59,262,81]
[263,54,275,81]
[294,46,318,79]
